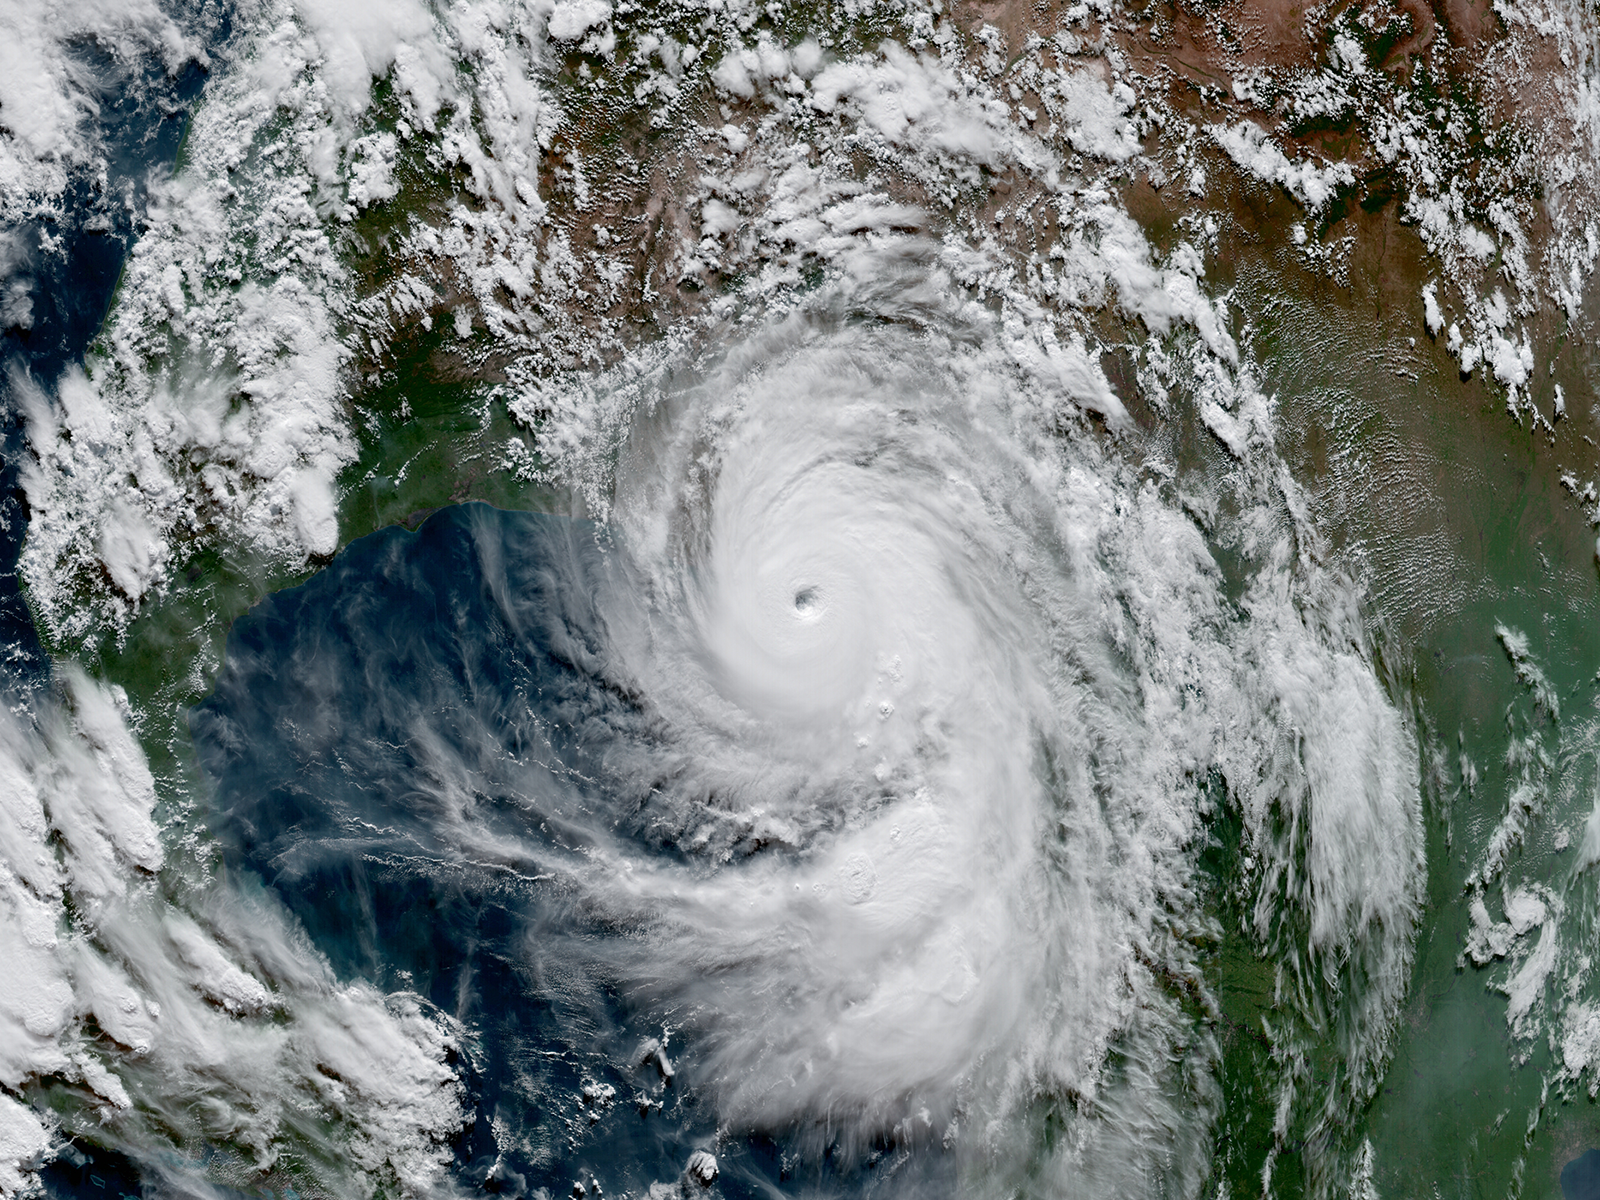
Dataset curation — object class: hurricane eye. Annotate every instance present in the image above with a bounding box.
[793,587,819,615]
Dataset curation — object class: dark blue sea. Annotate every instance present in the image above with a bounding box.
[188,502,953,1199]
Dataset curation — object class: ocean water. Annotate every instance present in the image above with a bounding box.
[193,507,718,1196]
[0,32,211,689]
[190,504,900,1197]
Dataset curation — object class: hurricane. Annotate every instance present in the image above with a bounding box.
[11,0,1600,1192]
[174,250,1419,1198]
